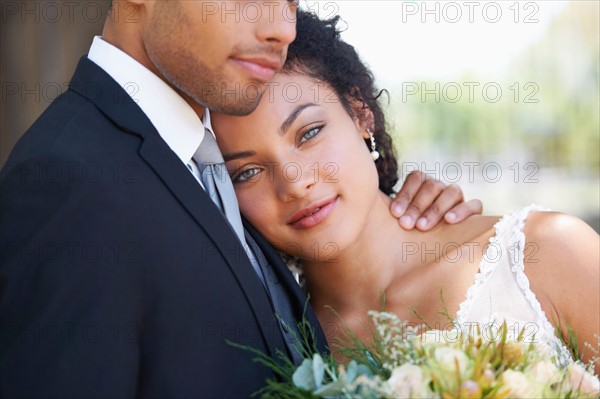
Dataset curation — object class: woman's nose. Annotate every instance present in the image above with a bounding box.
[276,161,316,202]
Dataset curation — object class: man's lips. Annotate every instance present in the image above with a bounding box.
[231,57,282,82]
[287,195,339,229]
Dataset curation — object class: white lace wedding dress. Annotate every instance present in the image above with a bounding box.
[454,204,573,365]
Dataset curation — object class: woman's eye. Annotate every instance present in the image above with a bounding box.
[233,167,261,183]
[299,125,323,144]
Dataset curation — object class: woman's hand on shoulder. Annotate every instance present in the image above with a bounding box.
[391,171,483,230]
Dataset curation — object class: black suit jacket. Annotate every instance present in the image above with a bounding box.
[0,57,327,398]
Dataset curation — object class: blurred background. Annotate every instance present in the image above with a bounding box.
[1,0,599,230]
[306,0,599,230]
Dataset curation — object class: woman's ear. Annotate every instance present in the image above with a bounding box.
[347,96,375,139]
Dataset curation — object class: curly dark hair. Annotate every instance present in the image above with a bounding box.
[283,10,399,194]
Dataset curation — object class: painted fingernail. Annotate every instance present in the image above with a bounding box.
[446,212,456,222]
[417,217,428,228]
[400,215,412,226]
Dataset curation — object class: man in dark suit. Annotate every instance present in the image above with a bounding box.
[0,1,481,397]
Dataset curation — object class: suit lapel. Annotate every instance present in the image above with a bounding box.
[68,56,288,356]
[243,221,330,355]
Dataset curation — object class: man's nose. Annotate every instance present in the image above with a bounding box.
[255,1,297,50]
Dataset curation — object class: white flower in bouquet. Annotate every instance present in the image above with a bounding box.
[528,359,561,385]
[432,346,470,375]
[500,370,543,398]
[386,364,435,398]
[564,362,600,396]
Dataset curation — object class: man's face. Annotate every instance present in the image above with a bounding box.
[144,0,297,115]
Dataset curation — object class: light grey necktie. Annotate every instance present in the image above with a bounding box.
[194,132,303,364]
[193,132,265,286]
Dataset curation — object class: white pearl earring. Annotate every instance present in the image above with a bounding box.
[368,129,380,161]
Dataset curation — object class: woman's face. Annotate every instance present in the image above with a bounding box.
[211,73,380,262]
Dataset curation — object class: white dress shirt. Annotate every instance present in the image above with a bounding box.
[87,36,211,182]
[86,36,269,287]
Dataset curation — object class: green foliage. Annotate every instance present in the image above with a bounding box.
[230,311,600,398]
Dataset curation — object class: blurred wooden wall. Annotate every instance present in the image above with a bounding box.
[1,0,110,164]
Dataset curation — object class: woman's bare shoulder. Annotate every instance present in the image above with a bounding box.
[524,211,598,263]
[434,214,500,244]
[523,211,599,350]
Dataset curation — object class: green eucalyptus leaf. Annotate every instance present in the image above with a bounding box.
[292,359,317,391]
[356,364,374,378]
[313,379,346,397]
[312,354,325,388]
[345,360,358,383]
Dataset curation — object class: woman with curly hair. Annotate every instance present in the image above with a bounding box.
[211,10,599,366]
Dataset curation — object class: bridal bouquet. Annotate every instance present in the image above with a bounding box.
[236,311,600,398]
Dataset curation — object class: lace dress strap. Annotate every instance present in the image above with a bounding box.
[506,205,556,336]
[454,207,515,324]
[506,205,573,365]
[455,204,573,365]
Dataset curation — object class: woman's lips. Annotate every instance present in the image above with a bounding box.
[230,57,280,82]
[288,196,339,229]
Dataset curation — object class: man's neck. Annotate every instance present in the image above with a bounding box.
[101,21,205,120]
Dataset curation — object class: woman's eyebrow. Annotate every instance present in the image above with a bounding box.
[223,103,321,162]
[279,103,320,135]
[223,150,256,162]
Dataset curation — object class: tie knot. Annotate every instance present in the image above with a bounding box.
[193,131,224,167]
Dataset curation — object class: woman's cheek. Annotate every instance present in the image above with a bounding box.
[237,191,259,221]
[238,192,278,235]
[321,143,356,182]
